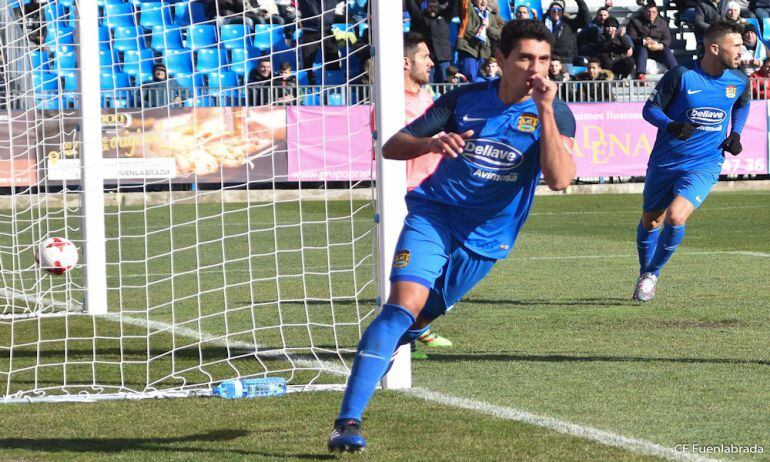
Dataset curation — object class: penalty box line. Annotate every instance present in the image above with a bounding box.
[404,388,723,462]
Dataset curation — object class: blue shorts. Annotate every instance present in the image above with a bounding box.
[390,198,496,320]
[643,169,719,212]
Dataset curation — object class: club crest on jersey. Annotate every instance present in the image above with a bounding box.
[461,139,524,172]
[516,113,539,132]
[686,107,726,126]
[393,250,410,269]
[725,85,737,98]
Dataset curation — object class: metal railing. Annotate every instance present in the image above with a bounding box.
[3,79,769,111]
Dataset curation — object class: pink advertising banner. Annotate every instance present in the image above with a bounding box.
[572,101,768,176]
[286,106,374,181]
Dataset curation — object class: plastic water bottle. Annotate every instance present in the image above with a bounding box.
[213,377,286,399]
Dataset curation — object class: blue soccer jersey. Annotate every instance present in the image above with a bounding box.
[642,61,751,173]
[401,79,576,259]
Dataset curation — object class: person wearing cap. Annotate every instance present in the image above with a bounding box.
[720,0,755,18]
[142,63,184,108]
[577,7,610,58]
[455,0,505,81]
[738,23,767,74]
[542,0,589,68]
[596,17,635,79]
[626,3,677,78]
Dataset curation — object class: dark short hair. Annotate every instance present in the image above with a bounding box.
[597,7,609,14]
[588,57,601,65]
[704,20,742,44]
[498,19,553,57]
[403,32,428,58]
[279,62,292,71]
[763,57,770,65]
[258,58,271,66]
[644,3,658,10]
[550,56,563,63]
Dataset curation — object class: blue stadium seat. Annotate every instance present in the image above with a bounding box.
[31,50,52,71]
[33,71,59,92]
[764,18,770,45]
[207,70,240,105]
[197,47,229,72]
[174,73,206,88]
[61,71,78,91]
[221,24,252,49]
[745,17,761,36]
[499,1,512,21]
[301,89,322,105]
[229,47,257,75]
[296,70,309,86]
[322,70,346,85]
[45,25,75,48]
[53,50,77,74]
[58,0,76,6]
[99,49,121,72]
[98,0,130,7]
[326,91,345,106]
[139,2,174,28]
[44,2,70,27]
[184,95,217,107]
[151,25,184,51]
[123,48,156,82]
[163,49,194,74]
[174,1,206,27]
[99,25,112,49]
[113,25,146,51]
[104,3,136,29]
[188,24,218,49]
[253,24,287,52]
[101,71,132,89]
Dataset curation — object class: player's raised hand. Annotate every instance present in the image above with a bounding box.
[427,130,474,158]
[720,132,742,156]
[530,75,557,107]
[666,121,698,141]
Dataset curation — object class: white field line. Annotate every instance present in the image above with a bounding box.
[404,388,723,462]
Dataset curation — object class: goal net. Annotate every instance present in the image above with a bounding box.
[0,0,389,402]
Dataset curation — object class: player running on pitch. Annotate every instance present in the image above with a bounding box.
[634,20,750,302]
[328,19,576,452]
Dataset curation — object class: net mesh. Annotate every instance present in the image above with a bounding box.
[0,0,377,401]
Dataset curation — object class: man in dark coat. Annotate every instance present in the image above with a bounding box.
[596,17,635,79]
[626,3,677,77]
[542,0,590,66]
[404,0,458,82]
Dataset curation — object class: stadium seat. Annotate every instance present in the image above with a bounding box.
[99,25,111,49]
[188,24,218,50]
[253,25,287,52]
[207,70,240,105]
[301,89,322,105]
[33,71,59,92]
[61,71,78,91]
[113,25,146,51]
[99,49,121,72]
[221,24,252,49]
[174,1,206,27]
[764,18,770,45]
[98,0,130,6]
[53,50,77,74]
[174,73,205,88]
[163,49,194,75]
[44,2,70,27]
[151,25,184,51]
[31,50,52,71]
[139,2,174,28]
[322,70,347,85]
[104,3,136,29]
[183,95,217,107]
[58,0,76,6]
[45,25,75,48]
[229,47,257,75]
[499,1,512,21]
[123,48,156,82]
[101,71,132,89]
[326,91,345,106]
[296,70,309,86]
[196,47,229,73]
[745,17,761,37]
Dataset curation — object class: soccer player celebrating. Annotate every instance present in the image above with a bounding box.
[633,20,749,302]
[328,19,576,452]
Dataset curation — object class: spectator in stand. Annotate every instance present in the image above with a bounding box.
[755,0,770,21]
[722,1,748,27]
[247,58,274,105]
[739,24,767,74]
[548,56,571,80]
[750,57,770,98]
[474,57,502,81]
[596,17,635,79]
[577,7,610,58]
[275,62,297,102]
[404,0,458,83]
[456,0,505,81]
[515,5,532,18]
[142,64,183,107]
[298,0,340,83]
[626,3,677,79]
[542,0,590,69]
[720,0,755,17]
[444,65,469,83]
[576,57,614,101]
[251,3,286,25]
[693,0,721,44]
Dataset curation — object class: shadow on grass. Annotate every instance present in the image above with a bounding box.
[0,429,334,460]
[462,297,637,308]
[421,352,770,367]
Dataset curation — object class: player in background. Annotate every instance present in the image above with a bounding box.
[401,32,454,359]
[634,21,749,302]
[328,19,576,452]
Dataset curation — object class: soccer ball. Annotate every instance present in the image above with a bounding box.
[36,237,79,275]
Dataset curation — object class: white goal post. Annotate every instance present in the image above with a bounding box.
[0,0,410,402]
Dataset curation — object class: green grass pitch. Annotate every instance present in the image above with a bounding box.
[0,191,768,461]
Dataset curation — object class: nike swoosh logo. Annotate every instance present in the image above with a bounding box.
[462,114,485,122]
[687,90,702,94]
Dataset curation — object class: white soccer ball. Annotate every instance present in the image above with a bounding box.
[36,237,79,275]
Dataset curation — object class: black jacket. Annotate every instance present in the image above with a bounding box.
[626,15,672,48]
[404,0,457,62]
[693,0,720,34]
[544,0,589,62]
[297,0,337,32]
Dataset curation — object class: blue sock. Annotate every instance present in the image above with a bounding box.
[636,221,662,275]
[337,304,416,421]
[644,224,685,277]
